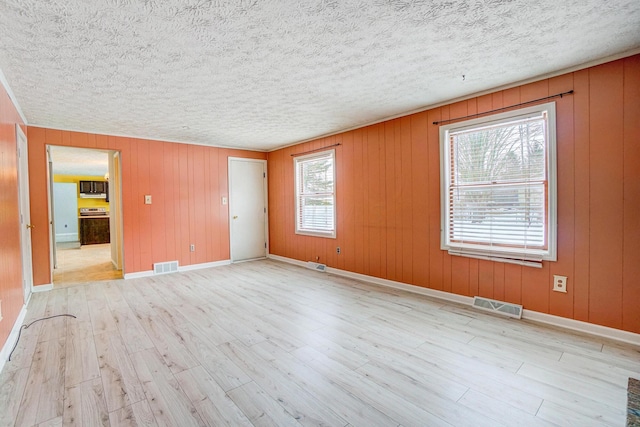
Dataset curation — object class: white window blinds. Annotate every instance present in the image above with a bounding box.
[295,150,336,237]
[440,103,557,265]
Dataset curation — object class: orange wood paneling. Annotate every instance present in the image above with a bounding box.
[384,121,397,281]
[572,69,591,323]
[266,54,640,334]
[26,128,266,282]
[414,112,431,289]
[0,81,25,348]
[622,55,640,333]
[399,117,413,284]
[588,62,625,329]
[548,73,575,320]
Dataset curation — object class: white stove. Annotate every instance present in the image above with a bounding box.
[79,208,109,216]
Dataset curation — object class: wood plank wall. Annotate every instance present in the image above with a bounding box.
[267,55,640,334]
[26,128,266,285]
[0,82,25,346]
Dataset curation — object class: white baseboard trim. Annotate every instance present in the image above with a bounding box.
[123,270,154,279]
[267,254,640,346]
[268,254,307,268]
[124,259,232,280]
[179,259,231,272]
[32,284,53,292]
[55,233,79,242]
[0,304,28,374]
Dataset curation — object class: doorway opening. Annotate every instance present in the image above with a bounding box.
[47,146,124,287]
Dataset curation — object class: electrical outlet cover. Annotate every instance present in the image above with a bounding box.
[553,275,567,293]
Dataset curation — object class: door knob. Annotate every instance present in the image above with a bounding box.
[26,224,35,229]
[233,216,238,219]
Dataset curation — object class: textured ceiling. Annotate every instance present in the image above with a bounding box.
[0,0,639,151]
[50,146,109,177]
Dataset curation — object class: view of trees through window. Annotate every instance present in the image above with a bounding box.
[448,115,547,248]
[296,152,335,234]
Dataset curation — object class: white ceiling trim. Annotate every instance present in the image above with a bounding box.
[271,47,640,152]
[0,67,27,125]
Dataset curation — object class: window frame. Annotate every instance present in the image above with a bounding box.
[294,149,336,239]
[439,102,557,266]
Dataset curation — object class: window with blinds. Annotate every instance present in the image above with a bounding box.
[294,149,336,238]
[439,102,557,266]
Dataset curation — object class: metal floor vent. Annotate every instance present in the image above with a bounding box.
[306,261,327,272]
[472,296,523,319]
[154,260,179,275]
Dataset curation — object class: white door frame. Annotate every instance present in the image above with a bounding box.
[47,146,126,283]
[228,157,268,262]
[109,151,124,271]
[47,146,57,270]
[16,125,33,304]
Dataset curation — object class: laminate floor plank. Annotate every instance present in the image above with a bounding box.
[88,297,119,336]
[457,390,552,427]
[0,366,29,426]
[558,351,640,387]
[94,332,146,413]
[130,348,206,427]
[38,289,70,342]
[516,363,626,410]
[226,381,304,427]
[15,337,66,426]
[352,357,498,427]
[65,318,100,387]
[110,307,155,354]
[108,400,158,427]
[135,315,200,375]
[247,341,402,427]
[63,377,110,427]
[2,259,637,427]
[288,343,454,427]
[37,416,63,426]
[174,366,254,427]
[175,303,237,346]
[536,399,617,427]
[170,321,251,392]
[219,340,348,427]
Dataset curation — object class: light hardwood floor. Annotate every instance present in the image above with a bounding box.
[53,244,122,288]
[1,259,638,426]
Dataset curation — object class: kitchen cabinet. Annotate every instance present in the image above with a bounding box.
[80,217,110,245]
[79,180,108,197]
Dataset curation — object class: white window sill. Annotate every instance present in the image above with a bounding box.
[295,230,336,239]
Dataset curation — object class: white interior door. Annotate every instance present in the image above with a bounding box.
[229,158,267,262]
[16,126,33,303]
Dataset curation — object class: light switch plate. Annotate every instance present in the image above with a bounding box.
[222,196,227,205]
[145,195,152,204]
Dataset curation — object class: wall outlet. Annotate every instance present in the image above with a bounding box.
[190,244,195,252]
[553,275,568,293]
[144,195,152,204]
[336,247,341,254]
